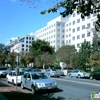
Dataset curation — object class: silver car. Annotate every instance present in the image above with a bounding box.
[0,67,9,77]
[21,72,57,94]
[45,69,61,77]
[68,70,90,78]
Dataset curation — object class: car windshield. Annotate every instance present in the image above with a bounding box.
[32,73,48,79]
[0,68,7,70]
[12,72,24,76]
[52,69,57,71]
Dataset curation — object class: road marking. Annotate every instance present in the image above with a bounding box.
[54,78,100,87]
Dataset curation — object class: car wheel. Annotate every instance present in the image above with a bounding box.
[21,82,24,89]
[31,85,35,94]
[78,75,81,78]
[90,76,93,80]
[12,80,15,86]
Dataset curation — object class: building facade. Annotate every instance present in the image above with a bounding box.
[35,12,97,51]
[9,34,35,53]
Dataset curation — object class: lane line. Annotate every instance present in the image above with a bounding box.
[53,78,100,87]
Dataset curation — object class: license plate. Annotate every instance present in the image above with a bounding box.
[48,87,52,89]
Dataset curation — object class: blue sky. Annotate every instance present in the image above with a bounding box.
[0,0,61,45]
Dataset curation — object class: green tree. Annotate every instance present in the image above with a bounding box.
[40,52,53,68]
[77,40,92,70]
[56,45,77,69]
[40,0,100,31]
[91,33,99,52]
[89,51,100,71]
[30,39,54,57]
[7,52,18,67]
[20,51,34,67]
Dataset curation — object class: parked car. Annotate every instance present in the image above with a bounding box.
[0,67,9,77]
[45,68,61,77]
[6,71,24,85]
[21,72,57,94]
[90,71,100,80]
[68,70,90,78]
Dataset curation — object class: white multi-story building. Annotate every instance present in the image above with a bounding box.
[35,16,68,51]
[35,12,97,51]
[10,34,35,53]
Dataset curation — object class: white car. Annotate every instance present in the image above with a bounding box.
[6,71,24,85]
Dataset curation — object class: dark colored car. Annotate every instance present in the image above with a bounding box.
[90,71,100,80]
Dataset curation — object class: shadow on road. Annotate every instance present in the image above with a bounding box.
[1,88,65,100]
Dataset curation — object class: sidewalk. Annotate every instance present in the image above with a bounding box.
[0,79,29,100]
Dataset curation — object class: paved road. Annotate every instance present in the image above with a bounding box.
[0,77,100,100]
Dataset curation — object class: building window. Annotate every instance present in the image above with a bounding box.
[62,35,64,38]
[69,22,71,26]
[26,45,28,47]
[22,44,24,47]
[66,24,68,27]
[69,40,71,43]
[26,41,28,43]
[29,41,31,44]
[32,38,34,40]
[82,34,85,38]
[69,28,71,31]
[73,29,75,33]
[82,18,85,21]
[77,27,80,31]
[66,40,68,44]
[66,35,68,38]
[62,29,65,33]
[26,37,28,39]
[87,32,90,37]
[93,21,96,26]
[69,34,71,37]
[72,36,75,40]
[77,35,80,39]
[82,25,85,30]
[57,29,60,32]
[22,48,24,51]
[29,37,31,40]
[57,40,60,43]
[77,19,80,23]
[73,13,75,17]
[87,15,90,19]
[93,30,96,35]
[57,22,60,26]
[73,21,75,25]
[87,23,90,28]
[26,49,28,51]
[77,44,80,48]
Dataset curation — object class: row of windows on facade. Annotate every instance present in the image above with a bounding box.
[72,12,96,18]
[45,40,65,44]
[21,41,32,44]
[36,13,96,35]
[66,30,96,39]
[66,40,90,48]
[36,22,65,35]
[26,37,34,40]
[36,21,96,38]
[66,14,96,27]
[71,22,96,33]
[21,48,29,51]
[40,32,91,45]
